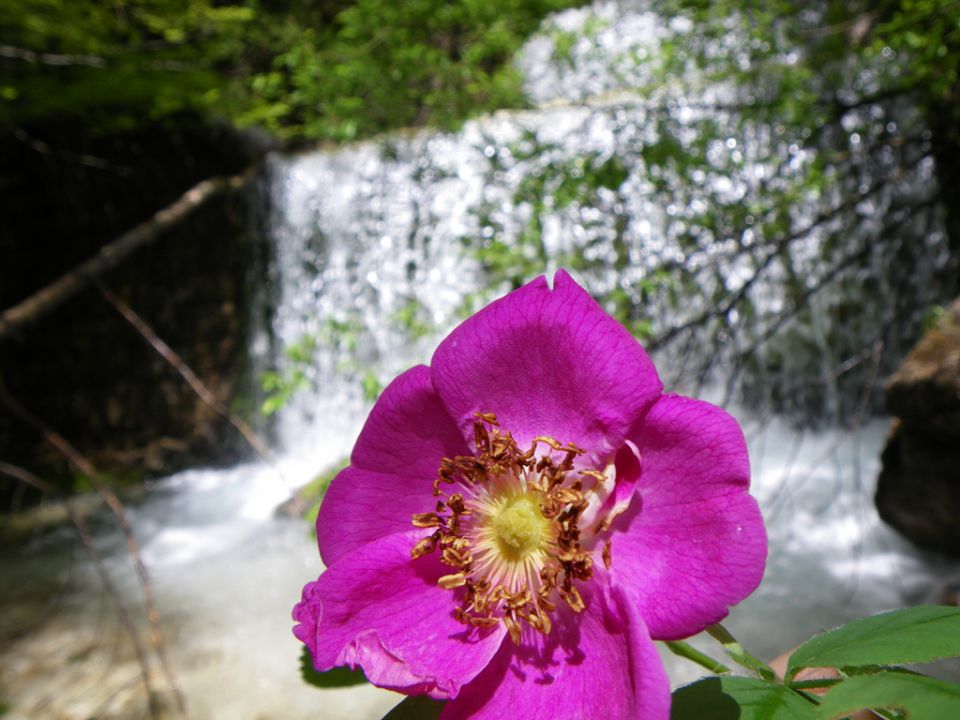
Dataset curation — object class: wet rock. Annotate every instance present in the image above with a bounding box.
[876,298,960,557]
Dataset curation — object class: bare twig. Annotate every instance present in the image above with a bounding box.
[0,460,161,719]
[97,283,273,464]
[0,44,107,67]
[13,129,133,174]
[0,381,190,719]
[0,165,259,342]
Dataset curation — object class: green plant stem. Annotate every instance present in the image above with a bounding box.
[706,623,778,681]
[663,640,731,674]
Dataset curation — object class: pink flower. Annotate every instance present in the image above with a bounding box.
[293,271,766,719]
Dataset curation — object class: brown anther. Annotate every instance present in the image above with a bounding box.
[540,564,561,586]
[602,539,612,570]
[506,588,532,610]
[411,512,441,528]
[447,494,468,515]
[537,590,556,613]
[560,585,585,613]
[442,546,473,568]
[504,614,522,644]
[474,412,499,425]
[554,488,585,506]
[411,532,439,559]
[438,573,468,589]
[533,435,563,451]
[526,613,543,632]
[470,616,500,628]
[579,469,607,485]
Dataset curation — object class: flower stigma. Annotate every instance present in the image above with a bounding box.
[411,413,617,643]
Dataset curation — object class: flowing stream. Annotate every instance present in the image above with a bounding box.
[1,2,956,718]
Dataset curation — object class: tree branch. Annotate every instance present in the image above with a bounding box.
[0,164,259,343]
[97,283,273,465]
[0,381,190,719]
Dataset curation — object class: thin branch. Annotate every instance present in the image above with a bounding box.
[0,44,107,67]
[13,128,133,174]
[0,44,199,71]
[0,381,190,719]
[648,152,930,353]
[97,283,273,464]
[0,460,160,719]
[0,164,260,342]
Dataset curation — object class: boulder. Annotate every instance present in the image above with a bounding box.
[876,298,960,557]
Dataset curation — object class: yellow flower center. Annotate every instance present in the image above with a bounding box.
[488,495,549,560]
[410,414,613,643]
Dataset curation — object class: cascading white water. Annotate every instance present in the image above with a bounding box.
[1,2,955,719]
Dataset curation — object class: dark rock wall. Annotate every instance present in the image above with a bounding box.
[0,116,271,499]
[876,298,960,557]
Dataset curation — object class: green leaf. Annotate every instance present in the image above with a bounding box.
[671,677,815,720]
[299,647,368,689]
[787,606,960,678]
[815,671,960,720]
[381,695,445,720]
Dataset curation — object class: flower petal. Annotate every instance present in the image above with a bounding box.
[430,270,662,466]
[611,394,767,640]
[440,576,670,720]
[294,531,505,699]
[317,365,470,566]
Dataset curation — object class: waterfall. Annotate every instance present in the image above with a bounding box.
[1,2,954,719]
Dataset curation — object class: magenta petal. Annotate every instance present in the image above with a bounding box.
[294,531,505,699]
[317,365,469,566]
[431,271,662,465]
[440,577,670,720]
[612,394,767,640]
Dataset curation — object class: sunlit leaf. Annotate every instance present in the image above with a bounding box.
[816,671,960,720]
[787,606,960,678]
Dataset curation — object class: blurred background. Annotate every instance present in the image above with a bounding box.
[2,0,959,717]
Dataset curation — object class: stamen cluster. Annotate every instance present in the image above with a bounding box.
[410,414,606,643]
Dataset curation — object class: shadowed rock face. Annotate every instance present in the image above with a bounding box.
[0,117,270,498]
[877,298,960,557]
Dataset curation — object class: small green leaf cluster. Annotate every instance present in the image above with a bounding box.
[671,606,960,720]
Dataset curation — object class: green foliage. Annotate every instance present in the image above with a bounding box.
[381,695,445,720]
[786,606,960,679]
[3,0,585,140]
[259,333,318,416]
[667,607,960,720]
[299,646,367,689]
[815,671,960,720]
[301,459,348,530]
[392,298,433,341]
[0,0,256,132]
[259,317,374,415]
[707,623,777,682]
[671,676,813,720]
[246,0,585,141]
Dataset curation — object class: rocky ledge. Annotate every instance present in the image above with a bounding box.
[876,298,960,557]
